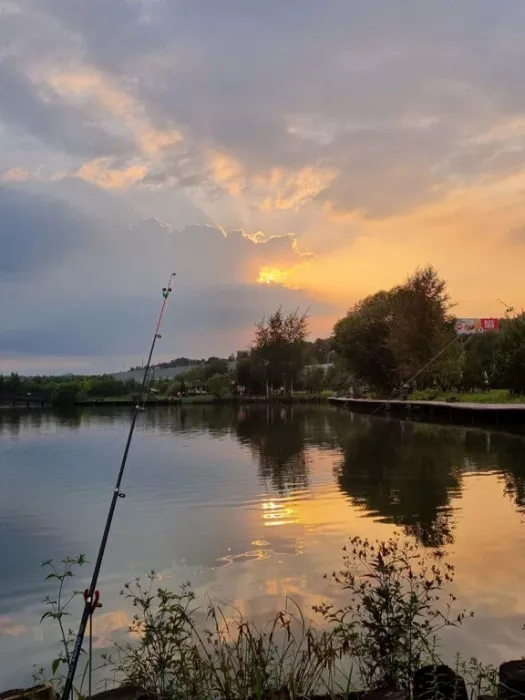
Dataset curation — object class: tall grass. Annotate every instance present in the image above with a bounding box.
[38,538,491,700]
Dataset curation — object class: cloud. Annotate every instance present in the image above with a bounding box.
[0,59,132,159]
[75,157,148,189]
[2,0,525,369]
[0,185,93,273]
[0,167,30,183]
[42,65,182,160]
[0,616,26,637]
[0,189,327,370]
[257,166,337,212]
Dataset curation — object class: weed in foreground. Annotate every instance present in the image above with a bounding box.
[314,536,473,693]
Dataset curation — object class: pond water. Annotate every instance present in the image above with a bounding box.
[1,404,525,690]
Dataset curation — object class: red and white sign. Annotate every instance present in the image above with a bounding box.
[455,318,500,335]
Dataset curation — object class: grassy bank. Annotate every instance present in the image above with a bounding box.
[74,392,333,406]
[409,389,525,404]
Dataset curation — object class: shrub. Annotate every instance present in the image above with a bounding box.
[206,373,231,399]
[51,384,81,406]
[315,536,471,693]
[35,555,92,695]
[113,575,336,700]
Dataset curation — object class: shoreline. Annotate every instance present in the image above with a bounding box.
[0,395,330,410]
[329,396,525,429]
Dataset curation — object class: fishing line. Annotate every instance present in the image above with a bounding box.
[370,333,472,417]
[61,273,176,700]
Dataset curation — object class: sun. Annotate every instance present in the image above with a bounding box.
[257,266,290,285]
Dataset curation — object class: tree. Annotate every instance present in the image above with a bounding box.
[51,382,81,406]
[333,290,396,392]
[325,362,354,395]
[303,337,332,365]
[462,331,501,390]
[303,365,325,394]
[235,352,264,395]
[388,266,460,388]
[6,372,22,393]
[495,313,525,394]
[202,358,229,381]
[252,308,309,394]
[333,267,461,393]
[206,373,231,399]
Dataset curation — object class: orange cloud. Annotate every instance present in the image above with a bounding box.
[286,168,525,316]
[0,616,26,637]
[209,151,246,196]
[42,66,181,162]
[0,167,30,182]
[206,152,336,211]
[75,157,148,189]
[257,165,337,211]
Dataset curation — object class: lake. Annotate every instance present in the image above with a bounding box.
[1,404,525,690]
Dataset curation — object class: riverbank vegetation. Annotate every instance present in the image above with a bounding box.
[332,267,525,400]
[2,266,524,405]
[37,537,499,700]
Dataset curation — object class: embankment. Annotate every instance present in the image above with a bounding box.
[329,396,525,430]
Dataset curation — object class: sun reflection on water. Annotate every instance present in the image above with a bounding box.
[261,496,299,527]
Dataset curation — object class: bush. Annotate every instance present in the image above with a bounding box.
[314,536,471,692]
[410,388,440,401]
[50,384,80,406]
[206,373,231,399]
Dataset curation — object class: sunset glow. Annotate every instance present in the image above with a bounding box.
[1,1,525,371]
[257,266,291,286]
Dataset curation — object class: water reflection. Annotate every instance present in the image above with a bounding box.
[333,418,462,547]
[3,404,525,687]
[236,407,309,492]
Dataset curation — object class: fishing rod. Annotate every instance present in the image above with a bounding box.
[61,273,176,700]
[370,333,470,417]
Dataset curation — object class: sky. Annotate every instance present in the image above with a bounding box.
[2,0,525,374]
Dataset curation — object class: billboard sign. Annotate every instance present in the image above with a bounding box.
[455,318,500,335]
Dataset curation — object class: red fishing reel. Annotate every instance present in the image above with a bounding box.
[83,589,102,613]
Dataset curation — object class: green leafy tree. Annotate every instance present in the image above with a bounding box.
[252,308,309,394]
[333,290,396,392]
[6,372,22,393]
[235,352,264,394]
[333,267,461,393]
[303,365,325,394]
[202,357,229,381]
[206,373,231,398]
[303,337,332,365]
[462,331,501,390]
[495,313,525,394]
[388,266,460,388]
[51,382,81,406]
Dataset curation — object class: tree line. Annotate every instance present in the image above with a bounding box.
[332,266,525,396]
[2,265,524,402]
[231,266,525,398]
